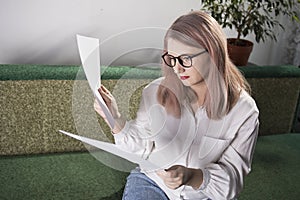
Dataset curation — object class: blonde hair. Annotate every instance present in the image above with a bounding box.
[157,11,250,120]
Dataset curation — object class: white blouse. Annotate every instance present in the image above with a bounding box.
[114,77,259,200]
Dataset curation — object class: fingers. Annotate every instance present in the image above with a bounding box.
[98,85,109,96]
[99,85,111,97]
[157,166,179,178]
[156,166,184,190]
[157,171,182,183]
[94,86,110,116]
[100,85,110,93]
[96,85,121,119]
[98,85,113,104]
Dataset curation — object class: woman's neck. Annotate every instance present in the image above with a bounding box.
[191,82,207,107]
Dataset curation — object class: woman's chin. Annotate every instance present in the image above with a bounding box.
[181,80,191,87]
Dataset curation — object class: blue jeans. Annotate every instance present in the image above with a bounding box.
[122,168,170,200]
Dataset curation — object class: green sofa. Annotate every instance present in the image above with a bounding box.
[0,64,299,199]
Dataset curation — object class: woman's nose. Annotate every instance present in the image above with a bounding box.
[173,60,185,73]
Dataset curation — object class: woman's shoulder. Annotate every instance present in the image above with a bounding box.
[239,90,259,111]
[223,90,259,130]
[229,90,259,117]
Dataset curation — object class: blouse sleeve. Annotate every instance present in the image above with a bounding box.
[113,84,156,157]
[199,111,259,200]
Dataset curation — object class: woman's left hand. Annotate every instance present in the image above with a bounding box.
[156,165,193,189]
[157,165,203,190]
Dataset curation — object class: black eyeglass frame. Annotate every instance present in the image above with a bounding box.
[161,49,207,68]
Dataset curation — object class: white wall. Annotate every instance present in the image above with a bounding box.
[0,0,290,66]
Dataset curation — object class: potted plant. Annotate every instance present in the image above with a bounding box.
[201,0,300,66]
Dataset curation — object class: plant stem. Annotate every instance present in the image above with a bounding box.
[237,31,241,41]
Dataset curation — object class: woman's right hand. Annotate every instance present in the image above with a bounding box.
[94,85,125,133]
[95,85,120,119]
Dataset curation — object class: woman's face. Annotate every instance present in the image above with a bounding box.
[166,39,208,88]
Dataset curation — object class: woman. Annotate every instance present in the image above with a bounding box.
[95,11,259,200]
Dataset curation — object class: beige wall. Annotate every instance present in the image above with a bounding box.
[0,0,292,66]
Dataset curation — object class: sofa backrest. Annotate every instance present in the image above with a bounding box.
[240,66,300,135]
[1,64,299,155]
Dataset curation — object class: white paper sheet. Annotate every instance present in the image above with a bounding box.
[76,35,115,128]
[59,130,159,171]
[65,35,159,171]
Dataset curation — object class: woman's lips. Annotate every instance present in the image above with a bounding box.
[180,76,190,80]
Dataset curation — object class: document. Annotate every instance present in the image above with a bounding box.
[59,130,159,171]
[76,34,115,129]
[60,35,159,171]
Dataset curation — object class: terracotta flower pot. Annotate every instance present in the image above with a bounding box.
[227,38,253,66]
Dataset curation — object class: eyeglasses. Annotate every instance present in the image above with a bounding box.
[161,49,207,68]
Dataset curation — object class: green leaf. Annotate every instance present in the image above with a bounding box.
[200,0,299,43]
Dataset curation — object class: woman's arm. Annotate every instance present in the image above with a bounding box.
[112,85,156,155]
[94,83,157,155]
[199,113,259,199]
[157,110,259,199]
